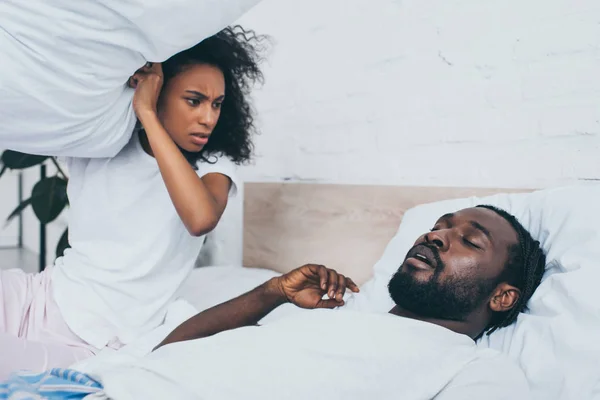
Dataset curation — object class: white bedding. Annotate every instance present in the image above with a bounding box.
[0,0,262,157]
[82,310,530,400]
[71,266,285,364]
[178,265,281,311]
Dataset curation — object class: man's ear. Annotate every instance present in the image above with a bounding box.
[489,283,521,313]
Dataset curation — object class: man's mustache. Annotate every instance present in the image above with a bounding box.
[405,242,445,271]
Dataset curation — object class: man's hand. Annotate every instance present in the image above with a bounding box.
[271,264,360,309]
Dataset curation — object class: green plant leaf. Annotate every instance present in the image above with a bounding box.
[5,197,33,226]
[31,176,68,224]
[1,151,48,170]
[55,228,70,258]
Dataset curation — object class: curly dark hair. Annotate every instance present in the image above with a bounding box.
[161,25,267,165]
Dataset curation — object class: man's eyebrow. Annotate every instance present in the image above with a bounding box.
[439,213,454,222]
[470,221,492,241]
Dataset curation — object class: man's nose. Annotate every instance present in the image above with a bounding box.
[425,229,448,251]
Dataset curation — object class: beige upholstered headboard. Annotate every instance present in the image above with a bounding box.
[243,183,530,284]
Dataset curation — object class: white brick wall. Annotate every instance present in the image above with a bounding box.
[4,1,599,266]
[237,0,600,188]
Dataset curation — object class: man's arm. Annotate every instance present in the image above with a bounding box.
[156,279,285,349]
[155,264,359,350]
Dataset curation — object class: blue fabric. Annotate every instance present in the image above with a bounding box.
[0,368,102,400]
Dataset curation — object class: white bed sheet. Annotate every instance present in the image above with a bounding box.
[72,266,287,365]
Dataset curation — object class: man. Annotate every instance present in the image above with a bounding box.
[159,205,545,346]
[1,205,545,399]
[77,205,544,400]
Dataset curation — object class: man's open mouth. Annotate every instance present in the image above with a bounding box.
[406,244,438,269]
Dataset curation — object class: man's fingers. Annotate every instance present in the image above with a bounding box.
[314,265,328,291]
[346,278,360,293]
[316,299,344,309]
[301,265,358,298]
[335,274,347,301]
[327,270,339,298]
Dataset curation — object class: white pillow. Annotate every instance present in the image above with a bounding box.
[0,0,262,157]
[358,184,600,400]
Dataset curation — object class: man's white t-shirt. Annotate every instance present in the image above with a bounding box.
[52,133,239,349]
[87,310,531,400]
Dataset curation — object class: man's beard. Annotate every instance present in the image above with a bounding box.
[387,246,499,321]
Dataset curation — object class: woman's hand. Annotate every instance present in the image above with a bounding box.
[128,62,164,122]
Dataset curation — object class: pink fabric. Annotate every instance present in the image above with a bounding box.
[0,267,96,379]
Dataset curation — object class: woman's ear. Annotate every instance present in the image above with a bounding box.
[489,283,521,313]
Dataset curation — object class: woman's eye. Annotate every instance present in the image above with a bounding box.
[187,98,200,106]
[213,102,223,109]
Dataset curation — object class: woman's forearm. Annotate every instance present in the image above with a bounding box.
[139,112,225,236]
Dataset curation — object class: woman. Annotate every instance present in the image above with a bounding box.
[0,26,266,378]
[0,0,262,157]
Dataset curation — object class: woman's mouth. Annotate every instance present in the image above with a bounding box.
[190,133,209,146]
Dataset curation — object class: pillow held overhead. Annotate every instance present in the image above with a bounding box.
[0,0,262,158]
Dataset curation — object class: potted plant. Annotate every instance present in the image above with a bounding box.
[0,150,70,258]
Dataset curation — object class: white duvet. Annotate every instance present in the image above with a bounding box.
[80,310,530,400]
[0,0,261,157]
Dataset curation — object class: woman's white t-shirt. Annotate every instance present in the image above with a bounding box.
[52,134,239,349]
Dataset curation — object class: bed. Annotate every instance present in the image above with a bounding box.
[180,182,600,400]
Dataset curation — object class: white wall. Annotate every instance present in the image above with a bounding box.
[4,0,600,264]
[237,0,600,188]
